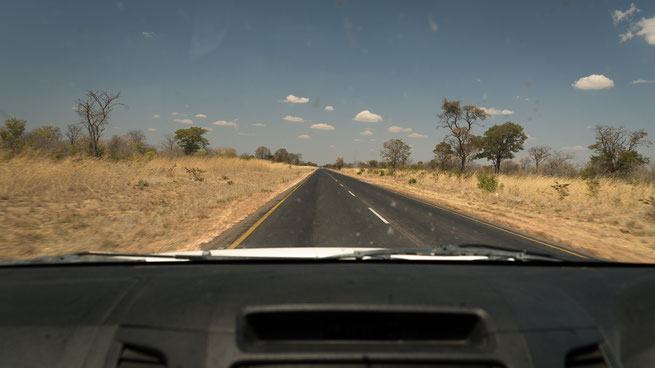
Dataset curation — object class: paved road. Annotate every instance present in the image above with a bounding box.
[226,168,588,261]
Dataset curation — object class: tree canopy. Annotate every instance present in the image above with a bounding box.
[588,125,651,176]
[477,122,528,173]
[174,127,209,155]
[381,139,411,168]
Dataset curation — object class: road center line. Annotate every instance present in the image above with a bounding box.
[348,190,356,197]
[368,207,389,224]
[339,183,344,187]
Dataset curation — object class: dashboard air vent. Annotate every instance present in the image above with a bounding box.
[566,344,608,368]
[117,344,167,368]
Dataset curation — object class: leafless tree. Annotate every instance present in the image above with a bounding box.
[543,151,575,177]
[75,90,124,156]
[528,146,551,173]
[65,123,84,145]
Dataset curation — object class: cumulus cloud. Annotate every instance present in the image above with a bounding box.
[480,107,515,116]
[635,16,655,45]
[428,14,438,32]
[408,132,428,139]
[297,134,310,139]
[147,128,156,132]
[174,118,193,124]
[252,123,266,127]
[152,114,160,118]
[619,31,634,42]
[282,94,309,104]
[310,123,335,131]
[631,79,655,84]
[612,3,640,25]
[360,130,373,136]
[142,31,156,38]
[171,112,187,116]
[353,138,361,142]
[324,105,335,111]
[561,145,587,151]
[353,110,383,123]
[388,126,412,133]
[213,120,238,127]
[283,115,305,123]
[194,114,207,118]
[571,74,614,90]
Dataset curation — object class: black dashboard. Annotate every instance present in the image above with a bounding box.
[1,261,654,368]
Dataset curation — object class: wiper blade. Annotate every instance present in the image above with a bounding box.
[324,244,564,262]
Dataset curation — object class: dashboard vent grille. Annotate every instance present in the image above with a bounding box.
[566,345,608,368]
[117,344,167,368]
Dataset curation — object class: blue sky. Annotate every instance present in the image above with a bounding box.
[1,0,654,164]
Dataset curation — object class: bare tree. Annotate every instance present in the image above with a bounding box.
[75,90,124,156]
[528,146,551,173]
[127,130,147,153]
[65,123,84,145]
[543,151,575,177]
[437,99,486,171]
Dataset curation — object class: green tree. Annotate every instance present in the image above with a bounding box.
[478,122,528,173]
[174,127,209,155]
[436,99,486,171]
[368,160,379,168]
[27,125,62,150]
[380,139,411,168]
[588,125,651,176]
[432,141,455,171]
[0,118,27,153]
[274,148,290,163]
[255,146,271,159]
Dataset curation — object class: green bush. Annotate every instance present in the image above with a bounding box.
[408,178,417,184]
[476,173,498,193]
[379,170,385,177]
[551,181,570,200]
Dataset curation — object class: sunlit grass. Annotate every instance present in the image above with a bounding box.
[0,153,315,260]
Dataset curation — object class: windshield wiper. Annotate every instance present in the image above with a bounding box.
[324,244,565,262]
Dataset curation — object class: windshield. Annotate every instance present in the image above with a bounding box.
[1,0,654,264]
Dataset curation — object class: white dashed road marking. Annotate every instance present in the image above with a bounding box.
[368,207,389,224]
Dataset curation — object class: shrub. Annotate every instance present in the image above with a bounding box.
[379,170,385,177]
[585,178,600,198]
[185,167,205,182]
[476,173,498,193]
[551,181,570,200]
[408,178,417,184]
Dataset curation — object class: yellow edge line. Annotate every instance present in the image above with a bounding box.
[227,176,310,249]
[332,170,588,260]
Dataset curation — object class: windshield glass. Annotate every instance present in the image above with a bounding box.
[1,0,654,263]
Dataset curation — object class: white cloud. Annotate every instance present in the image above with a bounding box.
[369,138,376,142]
[388,126,412,133]
[283,115,305,123]
[324,105,335,111]
[142,31,156,38]
[204,127,214,131]
[329,144,336,148]
[174,118,193,124]
[612,3,640,25]
[252,123,266,127]
[586,125,593,129]
[635,16,655,45]
[213,120,237,127]
[194,114,207,118]
[561,145,587,151]
[298,134,310,140]
[171,112,187,116]
[631,79,655,84]
[72,106,78,111]
[408,132,428,139]
[147,128,156,132]
[152,114,160,118]
[353,110,383,123]
[282,94,309,104]
[480,107,515,116]
[620,31,634,42]
[360,130,373,136]
[571,74,614,90]
[310,123,335,131]
[353,138,361,142]
[238,132,253,136]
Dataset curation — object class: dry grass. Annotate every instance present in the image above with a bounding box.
[0,154,315,260]
[341,168,655,263]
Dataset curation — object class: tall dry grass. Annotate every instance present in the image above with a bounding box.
[342,168,655,262]
[0,154,315,260]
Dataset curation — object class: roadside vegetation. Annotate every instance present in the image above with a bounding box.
[332,98,654,263]
[0,90,315,260]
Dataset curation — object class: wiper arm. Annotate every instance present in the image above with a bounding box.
[324,244,563,262]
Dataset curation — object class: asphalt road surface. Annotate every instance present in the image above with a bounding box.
[225,168,589,261]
